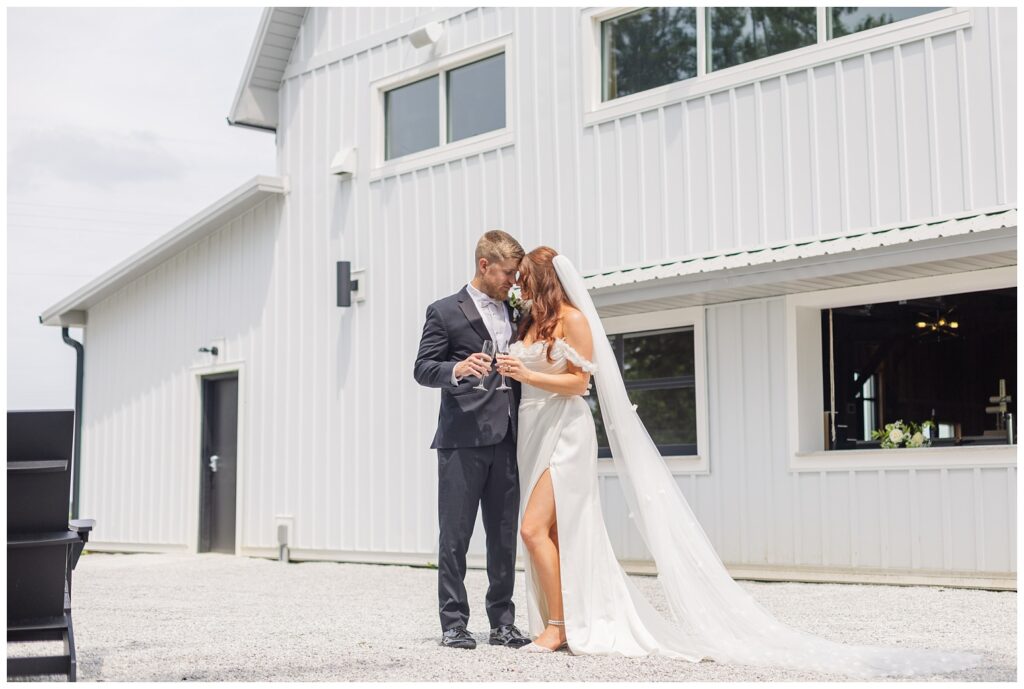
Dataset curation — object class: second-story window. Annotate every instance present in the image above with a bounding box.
[384,76,439,160]
[601,7,698,101]
[706,7,818,72]
[596,7,950,104]
[384,52,506,161]
[827,6,944,39]
[447,53,506,143]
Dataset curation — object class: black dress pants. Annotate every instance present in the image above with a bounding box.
[437,430,519,632]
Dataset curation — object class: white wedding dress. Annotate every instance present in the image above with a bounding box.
[509,255,982,679]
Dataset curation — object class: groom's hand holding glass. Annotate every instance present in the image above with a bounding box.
[454,350,492,382]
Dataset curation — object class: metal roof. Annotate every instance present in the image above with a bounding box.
[227,7,308,132]
[586,206,1017,316]
[39,176,288,327]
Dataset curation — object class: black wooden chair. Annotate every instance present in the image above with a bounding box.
[7,410,94,682]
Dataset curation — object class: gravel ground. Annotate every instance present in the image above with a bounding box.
[8,552,1016,682]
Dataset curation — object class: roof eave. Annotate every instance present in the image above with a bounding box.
[227,7,308,133]
[228,8,277,132]
[585,205,1018,292]
[40,175,289,327]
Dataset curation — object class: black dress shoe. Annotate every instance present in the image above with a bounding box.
[441,626,477,649]
[489,624,531,649]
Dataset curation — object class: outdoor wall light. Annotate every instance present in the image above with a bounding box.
[198,346,219,356]
[337,261,366,307]
[408,22,443,49]
[329,148,357,177]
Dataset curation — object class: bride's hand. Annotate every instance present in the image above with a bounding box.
[495,354,529,383]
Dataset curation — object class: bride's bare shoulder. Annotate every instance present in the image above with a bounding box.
[555,306,589,339]
[559,306,586,326]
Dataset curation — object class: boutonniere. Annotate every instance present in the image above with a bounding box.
[506,284,530,323]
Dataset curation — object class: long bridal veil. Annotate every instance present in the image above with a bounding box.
[552,254,980,678]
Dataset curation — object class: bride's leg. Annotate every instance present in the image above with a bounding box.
[520,468,567,649]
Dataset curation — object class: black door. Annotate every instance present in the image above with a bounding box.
[199,374,238,554]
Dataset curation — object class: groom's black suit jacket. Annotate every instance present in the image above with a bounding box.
[414,286,521,450]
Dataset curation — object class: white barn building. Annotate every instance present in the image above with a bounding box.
[41,6,1016,589]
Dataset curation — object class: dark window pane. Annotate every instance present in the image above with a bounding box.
[602,7,697,101]
[384,75,439,160]
[622,328,695,380]
[829,7,945,39]
[708,7,817,72]
[590,327,699,457]
[821,287,1016,450]
[630,387,698,447]
[587,387,697,452]
[447,53,506,143]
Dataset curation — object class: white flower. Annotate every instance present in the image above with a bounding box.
[889,428,905,444]
[910,432,924,447]
[507,284,523,308]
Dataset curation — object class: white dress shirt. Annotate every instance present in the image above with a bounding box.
[452,282,512,385]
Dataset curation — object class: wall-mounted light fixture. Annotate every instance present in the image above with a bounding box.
[408,22,443,49]
[330,147,358,177]
[337,261,366,307]
[198,346,219,356]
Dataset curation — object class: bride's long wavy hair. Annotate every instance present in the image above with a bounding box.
[517,246,574,363]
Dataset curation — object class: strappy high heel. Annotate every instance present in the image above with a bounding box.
[522,619,569,653]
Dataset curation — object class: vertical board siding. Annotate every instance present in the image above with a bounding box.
[78,8,1014,579]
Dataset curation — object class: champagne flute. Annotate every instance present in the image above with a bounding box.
[473,340,495,391]
[496,337,512,391]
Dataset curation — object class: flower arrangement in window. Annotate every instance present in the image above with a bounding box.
[871,420,935,449]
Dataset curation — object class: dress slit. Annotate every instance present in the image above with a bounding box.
[521,431,570,638]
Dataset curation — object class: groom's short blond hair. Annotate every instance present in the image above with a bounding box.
[475,230,524,265]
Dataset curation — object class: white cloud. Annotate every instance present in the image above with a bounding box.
[10,127,185,191]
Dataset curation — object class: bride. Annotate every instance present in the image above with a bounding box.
[494,247,981,678]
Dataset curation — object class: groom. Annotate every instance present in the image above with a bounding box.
[413,230,530,650]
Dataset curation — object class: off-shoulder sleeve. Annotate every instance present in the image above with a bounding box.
[555,338,598,374]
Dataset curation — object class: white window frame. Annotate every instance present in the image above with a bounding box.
[369,33,515,181]
[580,6,972,128]
[596,306,710,475]
[784,266,1017,472]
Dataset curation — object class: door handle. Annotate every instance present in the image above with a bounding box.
[209,454,219,473]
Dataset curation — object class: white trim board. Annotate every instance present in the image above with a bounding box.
[281,8,472,82]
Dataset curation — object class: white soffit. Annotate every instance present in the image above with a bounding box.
[585,206,1017,315]
[39,176,288,327]
[227,7,308,131]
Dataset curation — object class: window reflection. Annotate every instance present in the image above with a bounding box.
[602,7,697,101]
[447,53,506,143]
[828,7,945,39]
[384,76,439,160]
[589,327,698,457]
[707,7,818,72]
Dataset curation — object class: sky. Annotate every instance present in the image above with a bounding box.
[7,7,277,410]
